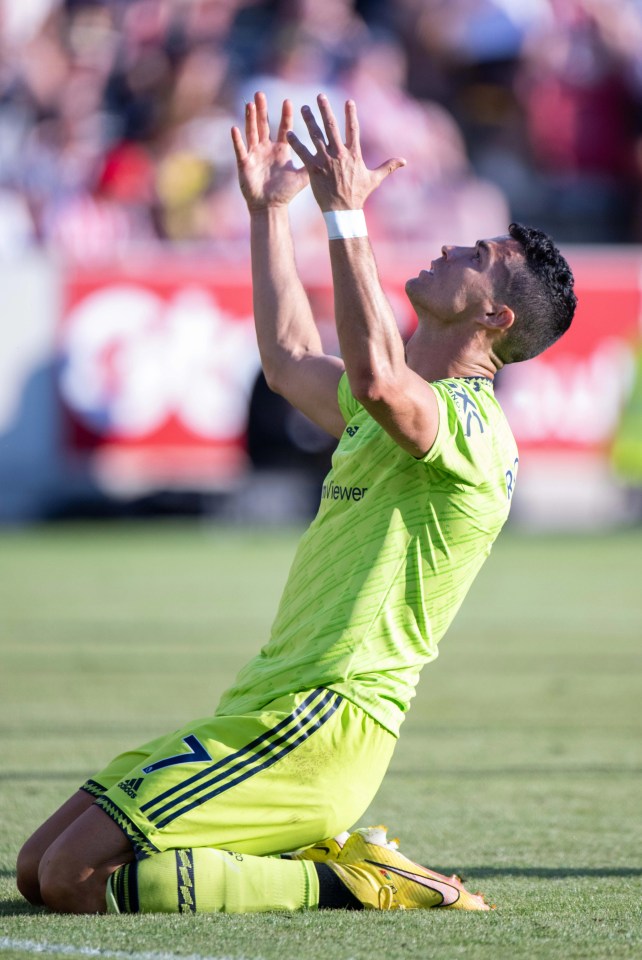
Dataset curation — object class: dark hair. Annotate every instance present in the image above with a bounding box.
[496,222,577,364]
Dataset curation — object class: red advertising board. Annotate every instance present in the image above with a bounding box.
[497,249,641,453]
[59,248,642,494]
[60,259,258,492]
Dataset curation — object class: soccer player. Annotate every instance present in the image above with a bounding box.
[16,92,576,915]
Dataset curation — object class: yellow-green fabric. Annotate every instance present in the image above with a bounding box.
[218,375,518,736]
[612,343,642,483]
[82,688,394,859]
[107,848,319,914]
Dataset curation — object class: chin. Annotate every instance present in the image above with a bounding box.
[405,276,418,297]
[405,277,422,309]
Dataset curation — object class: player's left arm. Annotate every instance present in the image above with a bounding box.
[287,95,440,459]
[231,93,346,440]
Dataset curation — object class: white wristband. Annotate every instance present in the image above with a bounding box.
[323,209,368,240]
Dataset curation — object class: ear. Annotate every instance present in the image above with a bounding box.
[481,305,515,332]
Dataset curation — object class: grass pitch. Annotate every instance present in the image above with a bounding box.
[0,521,641,960]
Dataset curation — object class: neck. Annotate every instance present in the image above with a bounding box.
[405,318,501,383]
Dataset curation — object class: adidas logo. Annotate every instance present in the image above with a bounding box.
[117,777,144,798]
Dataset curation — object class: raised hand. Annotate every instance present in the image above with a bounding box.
[287,95,406,212]
[231,92,310,212]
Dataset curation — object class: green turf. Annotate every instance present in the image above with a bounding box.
[1,522,641,960]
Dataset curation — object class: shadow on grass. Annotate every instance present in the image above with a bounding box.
[0,865,44,917]
[0,898,43,916]
[470,866,642,879]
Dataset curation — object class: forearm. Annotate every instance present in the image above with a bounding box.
[284,94,437,455]
[250,206,322,389]
[329,237,405,400]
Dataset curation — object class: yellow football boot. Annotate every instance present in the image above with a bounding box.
[325,826,492,911]
[287,831,351,862]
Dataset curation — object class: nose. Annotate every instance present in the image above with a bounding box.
[441,245,454,259]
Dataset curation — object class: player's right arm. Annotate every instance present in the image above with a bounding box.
[231,92,346,439]
[287,95,439,459]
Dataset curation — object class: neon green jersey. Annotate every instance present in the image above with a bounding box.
[217,374,518,736]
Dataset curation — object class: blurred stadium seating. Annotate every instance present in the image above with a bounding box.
[1,0,641,525]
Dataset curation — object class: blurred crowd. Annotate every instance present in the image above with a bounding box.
[2,0,642,264]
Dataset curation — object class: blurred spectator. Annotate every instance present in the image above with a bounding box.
[2,0,642,258]
[388,0,548,239]
[237,24,349,261]
[340,35,509,251]
[393,0,549,98]
[515,0,642,241]
[0,188,36,258]
[43,139,157,260]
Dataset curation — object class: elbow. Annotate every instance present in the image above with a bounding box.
[262,359,288,397]
[263,367,283,396]
[350,370,395,407]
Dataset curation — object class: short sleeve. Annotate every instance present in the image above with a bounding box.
[421,380,493,484]
[337,372,363,423]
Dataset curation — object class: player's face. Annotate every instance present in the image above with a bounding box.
[405,235,523,323]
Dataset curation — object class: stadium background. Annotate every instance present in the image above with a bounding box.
[0,0,642,527]
[1,4,642,958]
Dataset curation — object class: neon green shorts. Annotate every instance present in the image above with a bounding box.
[81,688,396,859]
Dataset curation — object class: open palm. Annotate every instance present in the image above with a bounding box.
[232,93,309,211]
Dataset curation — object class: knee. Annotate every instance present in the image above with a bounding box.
[16,834,81,912]
[38,850,109,915]
[16,840,44,906]
[38,855,85,914]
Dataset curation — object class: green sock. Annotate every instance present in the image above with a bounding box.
[107,848,319,914]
